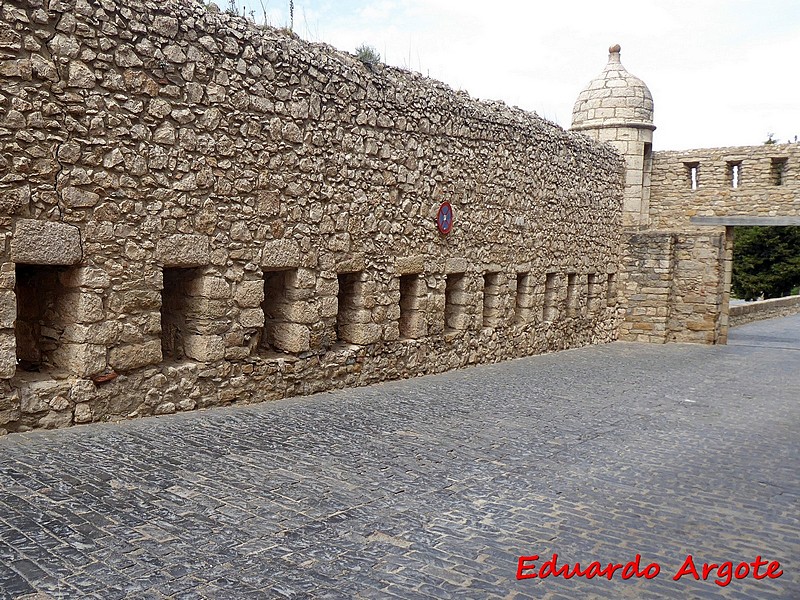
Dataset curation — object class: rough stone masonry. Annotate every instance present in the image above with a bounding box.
[0,0,624,433]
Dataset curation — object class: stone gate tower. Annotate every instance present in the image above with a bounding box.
[571,44,655,229]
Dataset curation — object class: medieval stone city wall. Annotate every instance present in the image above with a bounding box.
[648,144,800,229]
[618,143,799,346]
[0,0,624,433]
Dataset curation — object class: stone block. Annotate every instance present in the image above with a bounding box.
[0,332,15,379]
[240,308,265,328]
[109,290,161,313]
[338,323,381,345]
[184,297,229,320]
[62,321,122,345]
[271,301,318,324]
[445,258,468,274]
[74,403,92,424]
[156,235,210,267]
[0,185,29,215]
[58,266,111,289]
[183,334,225,362]
[337,253,365,274]
[52,343,106,377]
[0,290,15,328]
[186,276,230,299]
[448,291,472,306]
[62,186,100,207]
[396,255,424,275]
[261,239,300,269]
[69,379,96,404]
[57,292,104,323]
[109,339,162,371]
[320,296,338,318]
[267,322,310,353]
[400,312,426,339]
[446,312,470,331]
[11,219,82,265]
[340,308,372,325]
[235,280,264,307]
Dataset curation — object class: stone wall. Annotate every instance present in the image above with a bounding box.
[618,143,797,345]
[729,295,800,327]
[649,144,800,229]
[619,230,729,344]
[0,0,624,433]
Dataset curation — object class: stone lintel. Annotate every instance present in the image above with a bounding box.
[11,219,83,265]
[261,239,300,270]
[690,216,800,227]
[156,234,210,267]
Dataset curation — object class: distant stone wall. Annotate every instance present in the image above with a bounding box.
[649,144,800,229]
[0,0,623,433]
[729,295,800,327]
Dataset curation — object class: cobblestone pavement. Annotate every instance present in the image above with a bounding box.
[1,316,798,600]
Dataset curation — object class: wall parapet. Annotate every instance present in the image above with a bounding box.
[649,144,800,229]
[729,295,800,327]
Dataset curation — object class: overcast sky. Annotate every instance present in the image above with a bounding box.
[235,0,800,151]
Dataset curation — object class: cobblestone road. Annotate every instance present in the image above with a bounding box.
[0,315,798,599]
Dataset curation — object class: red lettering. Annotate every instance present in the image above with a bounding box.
[701,562,719,579]
[751,556,769,579]
[583,562,604,579]
[539,554,569,579]
[516,555,538,580]
[564,562,584,579]
[734,562,749,579]
[715,562,733,587]
[643,563,660,579]
[603,563,624,580]
[766,561,783,579]
[621,554,645,579]
[673,554,700,581]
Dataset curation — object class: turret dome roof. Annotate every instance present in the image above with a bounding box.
[571,44,654,131]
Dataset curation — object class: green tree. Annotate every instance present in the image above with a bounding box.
[732,226,800,300]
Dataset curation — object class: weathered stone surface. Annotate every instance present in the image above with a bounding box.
[11,219,82,265]
[268,323,310,353]
[73,402,92,424]
[234,280,264,308]
[261,239,300,269]
[183,335,225,362]
[396,255,424,275]
[109,340,162,371]
[156,235,210,267]
[67,60,95,88]
[62,186,100,208]
[0,185,30,214]
[51,343,106,377]
[0,291,15,329]
[0,333,15,379]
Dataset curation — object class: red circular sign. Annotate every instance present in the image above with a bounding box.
[436,202,453,235]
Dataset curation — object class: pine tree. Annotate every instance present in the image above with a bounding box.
[732,226,800,300]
